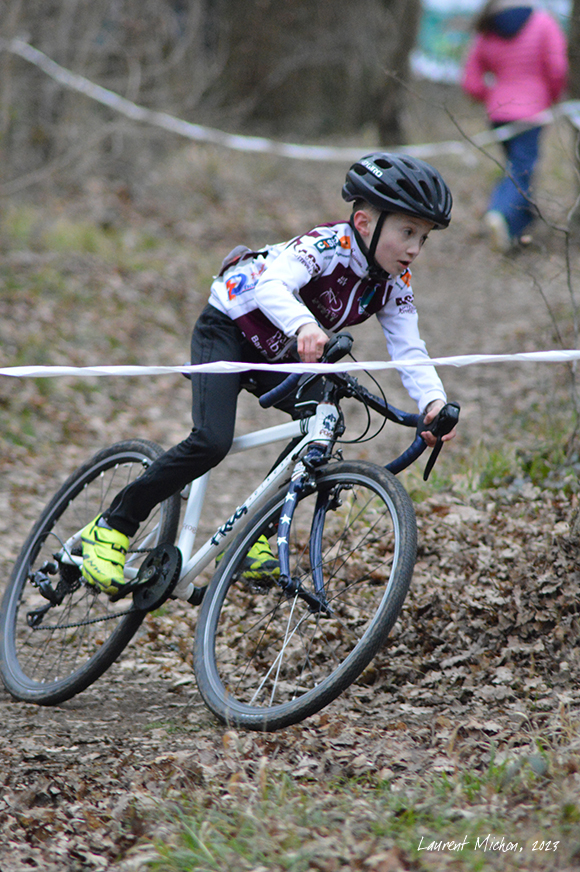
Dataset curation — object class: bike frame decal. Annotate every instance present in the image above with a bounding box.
[173,409,340,599]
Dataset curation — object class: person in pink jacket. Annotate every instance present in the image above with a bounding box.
[462,0,568,252]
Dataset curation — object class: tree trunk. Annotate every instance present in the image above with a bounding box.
[0,0,421,186]
[206,0,421,140]
[376,0,421,144]
[569,0,580,98]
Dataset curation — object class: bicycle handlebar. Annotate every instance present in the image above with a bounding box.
[259,372,302,408]
[254,330,459,480]
[386,401,460,479]
[259,332,354,409]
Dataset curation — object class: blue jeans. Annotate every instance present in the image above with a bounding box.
[489,125,541,239]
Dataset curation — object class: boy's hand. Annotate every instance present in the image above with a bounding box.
[421,400,457,447]
[297,323,328,363]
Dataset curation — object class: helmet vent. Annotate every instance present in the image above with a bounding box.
[374,158,393,170]
[398,178,422,201]
[376,182,400,200]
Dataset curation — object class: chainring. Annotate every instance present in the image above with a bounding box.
[132,544,182,612]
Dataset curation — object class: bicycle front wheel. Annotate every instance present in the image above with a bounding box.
[194,460,417,731]
[0,439,181,705]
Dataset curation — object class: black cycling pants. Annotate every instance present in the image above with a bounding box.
[105,304,304,536]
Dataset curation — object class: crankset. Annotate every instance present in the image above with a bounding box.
[131,543,182,612]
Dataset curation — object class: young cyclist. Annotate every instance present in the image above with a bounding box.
[81,152,457,596]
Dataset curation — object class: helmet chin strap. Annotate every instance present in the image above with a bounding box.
[350,211,390,280]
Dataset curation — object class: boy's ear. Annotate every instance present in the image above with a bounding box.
[352,209,373,238]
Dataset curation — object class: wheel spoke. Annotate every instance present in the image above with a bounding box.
[195,461,416,730]
[0,440,180,704]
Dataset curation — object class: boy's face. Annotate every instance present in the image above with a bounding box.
[353,210,435,276]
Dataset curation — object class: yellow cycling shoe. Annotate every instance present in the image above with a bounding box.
[215,534,280,585]
[81,515,129,596]
[241,535,280,582]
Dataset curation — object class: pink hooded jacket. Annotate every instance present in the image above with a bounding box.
[461,8,568,122]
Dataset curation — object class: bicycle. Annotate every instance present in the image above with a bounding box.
[0,333,459,731]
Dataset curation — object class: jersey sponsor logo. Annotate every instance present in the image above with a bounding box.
[314,237,338,253]
[294,246,320,276]
[226,273,248,299]
[250,334,263,350]
[395,292,416,315]
[358,282,381,314]
[225,263,266,300]
[339,235,351,250]
[319,288,343,315]
[265,329,289,356]
[399,269,411,288]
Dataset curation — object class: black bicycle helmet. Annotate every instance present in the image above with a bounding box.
[342,152,452,229]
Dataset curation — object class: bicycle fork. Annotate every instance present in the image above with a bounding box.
[274,402,340,616]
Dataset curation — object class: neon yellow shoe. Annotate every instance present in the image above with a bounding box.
[216,535,280,586]
[241,535,280,583]
[81,515,129,596]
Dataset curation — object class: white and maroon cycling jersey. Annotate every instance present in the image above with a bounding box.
[209,220,446,412]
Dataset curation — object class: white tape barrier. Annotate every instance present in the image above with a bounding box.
[2,349,580,380]
[3,38,580,163]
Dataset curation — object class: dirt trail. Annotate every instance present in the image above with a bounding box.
[1,125,579,870]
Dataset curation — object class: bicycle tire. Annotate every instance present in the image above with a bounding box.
[0,439,181,705]
[194,460,416,731]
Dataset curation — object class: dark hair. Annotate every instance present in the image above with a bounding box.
[473,1,533,33]
[350,197,380,215]
[473,1,500,32]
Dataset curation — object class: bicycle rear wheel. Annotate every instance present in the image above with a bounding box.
[0,439,181,705]
[194,460,416,731]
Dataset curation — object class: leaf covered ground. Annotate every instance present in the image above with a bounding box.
[1,104,580,871]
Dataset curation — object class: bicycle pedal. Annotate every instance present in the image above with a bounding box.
[108,579,142,603]
[187,586,206,606]
[242,575,276,594]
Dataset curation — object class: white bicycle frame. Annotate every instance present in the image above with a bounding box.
[59,402,340,598]
[165,400,340,601]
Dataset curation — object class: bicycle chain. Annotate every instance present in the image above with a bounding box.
[30,607,138,631]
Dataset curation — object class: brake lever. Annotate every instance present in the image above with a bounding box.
[419,402,460,481]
